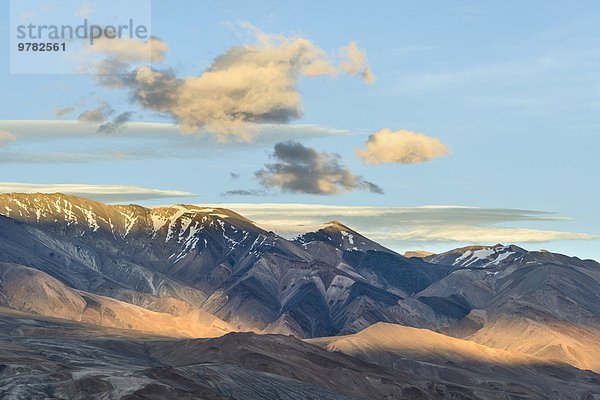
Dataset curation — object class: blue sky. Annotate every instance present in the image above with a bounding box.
[1,0,599,258]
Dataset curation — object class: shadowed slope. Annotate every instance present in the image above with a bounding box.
[0,194,454,337]
[0,309,478,400]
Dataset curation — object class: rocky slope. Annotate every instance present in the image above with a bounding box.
[0,193,599,378]
[422,244,600,372]
[308,322,600,399]
[0,309,475,400]
[0,193,455,337]
[2,309,599,400]
[0,262,232,338]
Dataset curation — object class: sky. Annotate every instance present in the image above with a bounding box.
[1,0,599,259]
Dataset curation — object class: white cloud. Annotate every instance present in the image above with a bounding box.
[371,225,597,243]
[356,128,450,164]
[87,37,168,65]
[86,26,374,140]
[0,120,348,163]
[124,31,344,139]
[340,41,375,84]
[76,37,169,89]
[0,182,194,203]
[203,203,598,248]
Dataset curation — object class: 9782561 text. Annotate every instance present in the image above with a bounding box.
[17,42,66,51]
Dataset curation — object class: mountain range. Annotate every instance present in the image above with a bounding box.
[0,193,599,399]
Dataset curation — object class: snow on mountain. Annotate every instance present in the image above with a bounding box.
[426,244,526,269]
[295,220,394,254]
[0,193,454,338]
[1,192,599,373]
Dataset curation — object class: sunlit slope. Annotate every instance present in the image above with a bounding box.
[310,321,542,366]
[308,322,600,399]
[468,316,600,373]
[0,262,232,338]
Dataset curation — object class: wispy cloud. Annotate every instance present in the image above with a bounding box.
[0,182,194,203]
[372,225,597,243]
[392,44,600,95]
[97,111,135,134]
[205,203,598,248]
[78,102,113,123]
[53,107,75,117]
[0,120,348,163]
[222,189,267,197]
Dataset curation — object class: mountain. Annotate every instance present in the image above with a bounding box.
[309,322,600,399]
[310,322,543,366]
[0,309,477,400]
[422,244,600,372]
[290,222,454,334]
[0,193,599,387]
[425,244,528,269]
[0,262,232,338]
[296,222,451,297]
[0,193,454,337]
[2,309,598,400]
[295,221,394,254]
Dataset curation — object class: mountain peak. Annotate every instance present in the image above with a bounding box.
[323,220,352,230]
[426,244,527,269]
[295,220,395,254]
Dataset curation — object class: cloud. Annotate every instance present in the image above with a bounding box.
[78,109,107,123]
[0,120,349,163]
[362,180,384,194]
[255,141,383,195]
[52,97,86,118]
[222,189,266,196]
[53,107,74,117]
[0,152,130,163]
[356,128,450,165]
[78,102,114,124]
[0,130,16,148]
[0,182,194,203]
[205,203,599,249]
[97,111,134,134]
[340,41,375,84]
[373,225,598,243]
[87,27,373,140]
[81,37,169,89]
[124,33,332,139]
[89,37,168,65]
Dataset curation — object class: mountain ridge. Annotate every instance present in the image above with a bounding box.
[0,193,454,337]
[0,193,599,377]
